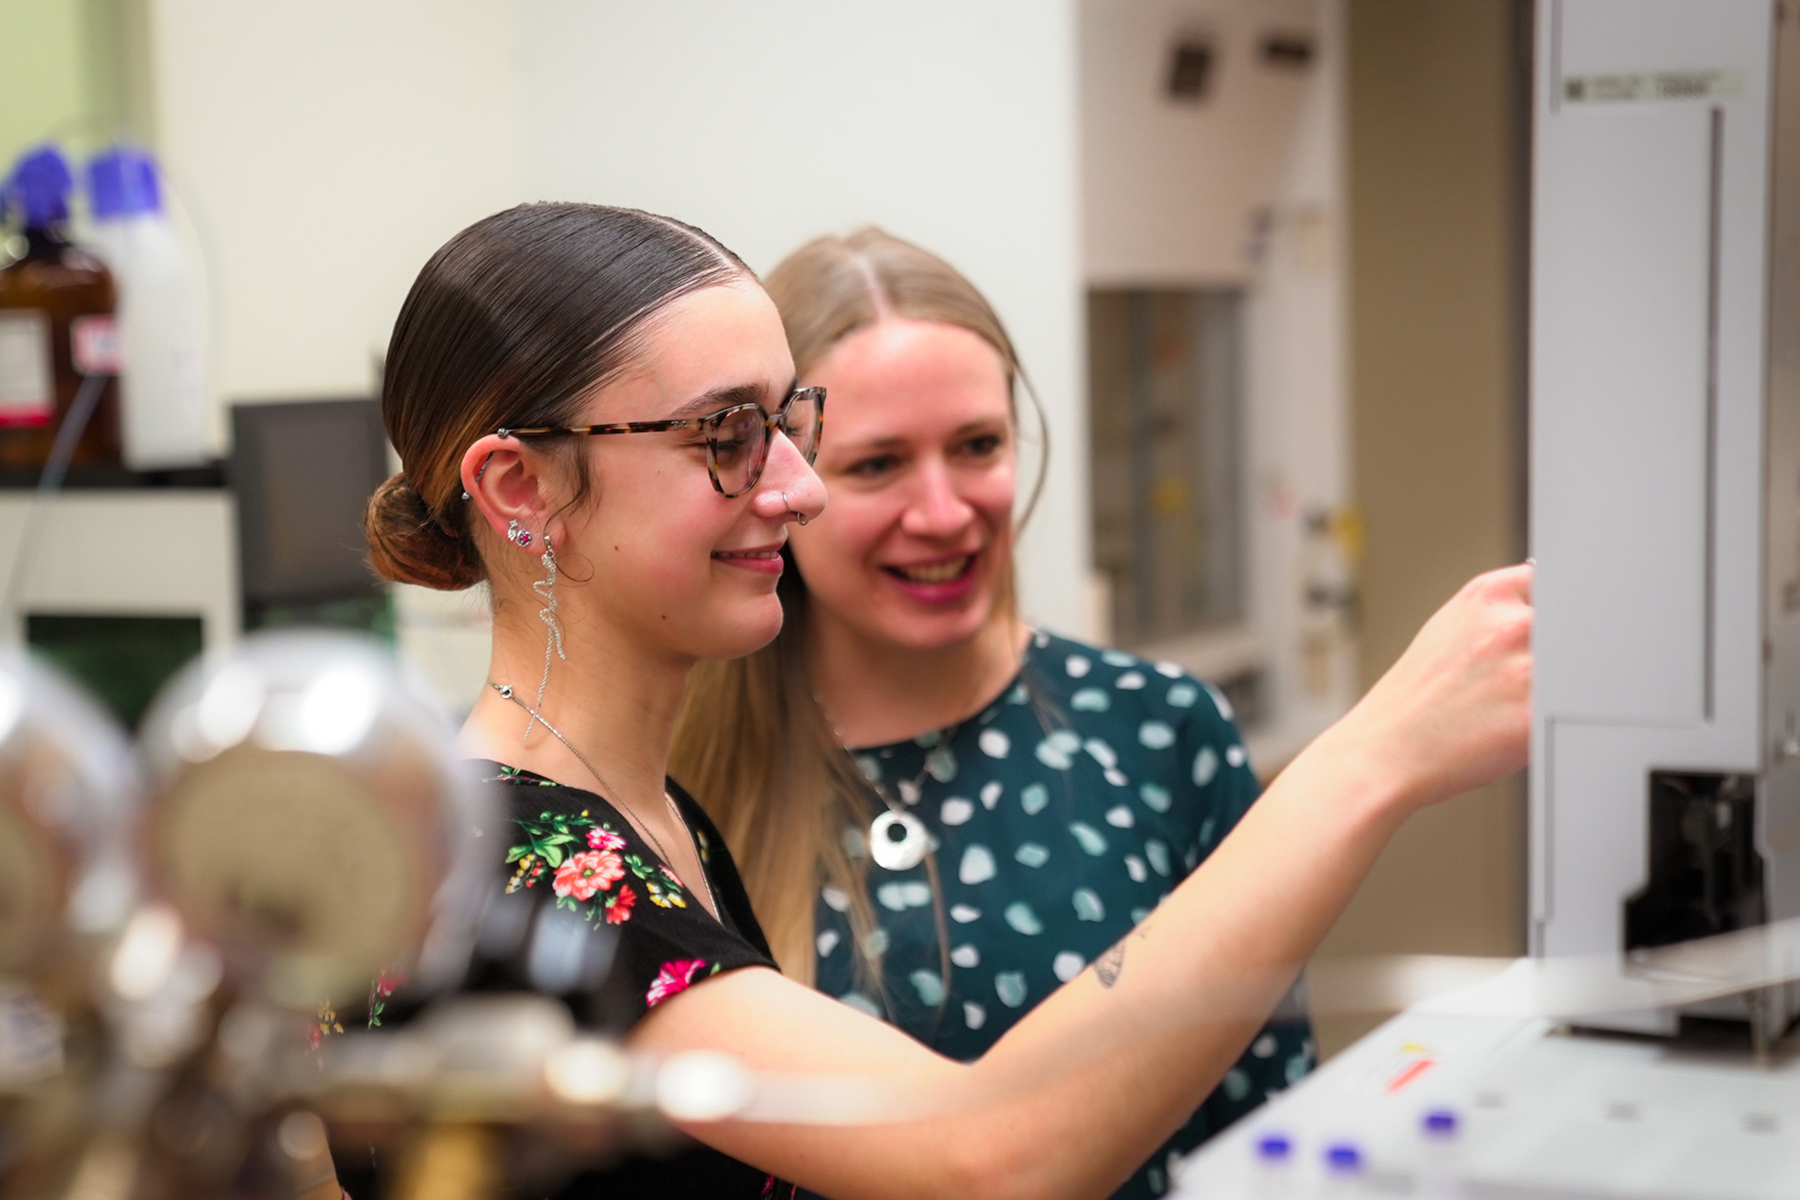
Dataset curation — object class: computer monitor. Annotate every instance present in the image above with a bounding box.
[230,399,390,611]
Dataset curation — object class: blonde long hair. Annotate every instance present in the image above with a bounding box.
[669,228,1038,988]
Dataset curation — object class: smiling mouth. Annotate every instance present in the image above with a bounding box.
[713,548,783,561]
[885,555,974,585]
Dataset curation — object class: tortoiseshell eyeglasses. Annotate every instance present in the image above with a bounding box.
[498,386,824,498]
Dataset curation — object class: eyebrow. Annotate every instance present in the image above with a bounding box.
[667,377,798,420]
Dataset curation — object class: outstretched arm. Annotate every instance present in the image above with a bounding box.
[634,564,1532,1200]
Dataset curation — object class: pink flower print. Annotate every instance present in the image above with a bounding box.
[660,864,684,888]
[605,884,636,925]
[646,958,707,1007]
[553,849,625,902]
[372,968,405,999]
[587,826,627,853]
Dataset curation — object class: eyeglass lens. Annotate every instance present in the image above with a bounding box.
[709,392,820,495]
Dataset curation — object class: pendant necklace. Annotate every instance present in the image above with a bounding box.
[821,625,1013,873]
[488,682,717,916]
[817,704,958,873]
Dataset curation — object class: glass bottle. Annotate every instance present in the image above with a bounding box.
[0,146,122,473]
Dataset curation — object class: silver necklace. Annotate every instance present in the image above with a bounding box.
[819,702,952,873]
[489,682,717,916]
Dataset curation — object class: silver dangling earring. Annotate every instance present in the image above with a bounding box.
[524,534,564,743]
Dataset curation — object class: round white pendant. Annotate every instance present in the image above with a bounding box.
[869,810,929,871]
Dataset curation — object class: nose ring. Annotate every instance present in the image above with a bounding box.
[782,492,809,527]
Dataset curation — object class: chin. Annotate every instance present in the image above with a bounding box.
[693,595,788,661]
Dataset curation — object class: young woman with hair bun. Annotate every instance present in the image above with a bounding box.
[359,201,1530,1199]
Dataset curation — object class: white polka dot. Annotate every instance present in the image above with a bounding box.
[817,929,840,957]
[877,883,911,912]
[1072,888,1105,921]
[897,778,922,806]
[1101,649,1136,667]
[1130,907,1151,924]
[950,904,982,923]
[1020,783,1049,815]
[854,754,882,781]
[1139,721,1176,750]
[1140,782,1172,812]
[951,943,980,968]
[1226,744,1247,768]
[980,781,1003,809]
[1014,842,1050,868]
[940,797,975,825]
[964,1001,987,1029]
[1125,854,1148,882]
[995,972,1028,1007]
[1252,1033,1278,1058]
[1222,1068,1251,1100]
[978,728,1010,759]
[1286,1055,1310,1085]
[1053,951,1085,982]
[1070,687,1110,711]
[822,885,851,912]
[839,992,882,1018]
[1065,655,1092,678]
[1166,682,1200,708]
[1146,840,1172,876]
[1004,901,1044,935]
[1103,767,1129,787]
[1154,661,1183,678]
[1199,817,1218,845]
[925,747,958,782]
[1207,682,1235,720]
[1116,670,1147,690]
[1035,738,1073,770]
[1068,822,1108,855]
[1084,738,1118,769]
[910,970,945,1006]
[959,844,997,885]
[1193,746,1219,785]
[1104,804,1135,828]
[1033,631,1050,648]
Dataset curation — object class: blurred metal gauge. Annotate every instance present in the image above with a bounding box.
[0,648,140,987]
[137,631,494,1011]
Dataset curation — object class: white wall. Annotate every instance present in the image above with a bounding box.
[1080,0,1317,285]
[148,0,525,406]
[140,0,1090,653]
[517,0,1090,639]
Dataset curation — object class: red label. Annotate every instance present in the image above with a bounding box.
[71,314,121,375]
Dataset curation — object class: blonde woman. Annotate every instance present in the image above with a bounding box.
[365,203,1529,1199]
[671,230,1458,1195]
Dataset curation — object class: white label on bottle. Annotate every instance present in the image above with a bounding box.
[71,314,121,375]
[0,310,53,425]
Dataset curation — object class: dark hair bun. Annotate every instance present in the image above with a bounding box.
[364,472,484,591]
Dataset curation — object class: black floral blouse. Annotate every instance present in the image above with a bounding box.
[812,630,1316,1198]
[337,766,789,1200]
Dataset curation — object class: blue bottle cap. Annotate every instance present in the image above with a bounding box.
[1423,1108,1460,1138]
[1324,1142,1364,1174]
[5,145,74,229]
[1254,1132,1293,1162]
[88,146,162,219]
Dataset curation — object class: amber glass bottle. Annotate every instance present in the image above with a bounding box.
[0,147,122,472]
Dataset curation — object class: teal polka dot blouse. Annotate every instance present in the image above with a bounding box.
[813,629,1316,1199]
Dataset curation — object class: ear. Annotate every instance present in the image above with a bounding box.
[460,434,555,544]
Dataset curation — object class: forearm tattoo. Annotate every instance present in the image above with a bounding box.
[1094,939,1127,988]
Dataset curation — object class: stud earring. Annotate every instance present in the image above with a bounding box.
[506,519,533,547]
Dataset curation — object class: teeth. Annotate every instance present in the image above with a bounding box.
[897,557,970,584]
